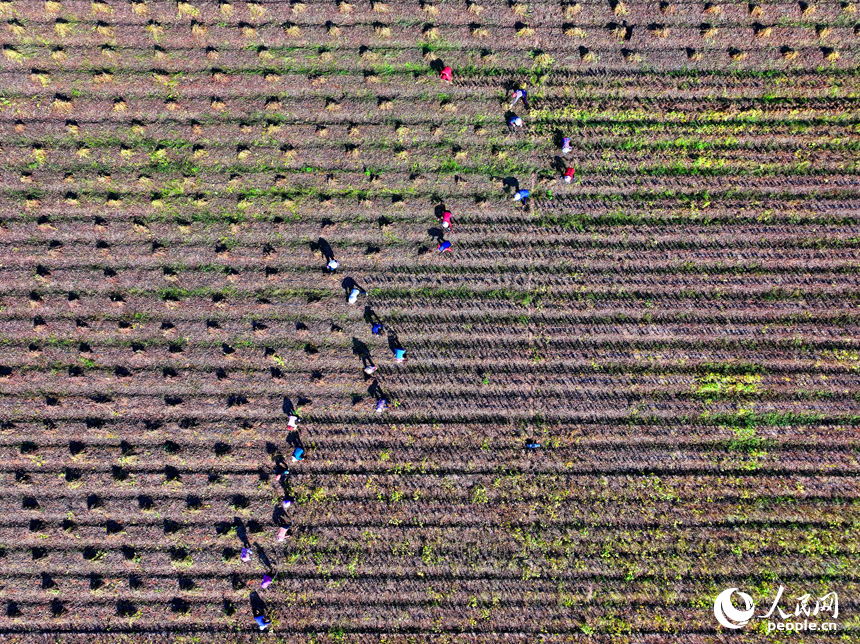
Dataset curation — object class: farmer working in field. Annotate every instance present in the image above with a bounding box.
[441,210,453,229]
[510,88,529,110]
[561,137,572,155]
[438,240,452,253]
[273,459,289,484]
[563,167,576,183]
[513,188,530,203]
[440,66,453,83]
[327,258,339,272]
[507,114,523,131]
[276,523,291,541]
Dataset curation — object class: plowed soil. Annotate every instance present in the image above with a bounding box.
[0,0,858,642]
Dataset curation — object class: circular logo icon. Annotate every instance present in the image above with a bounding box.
[714,588,755,629]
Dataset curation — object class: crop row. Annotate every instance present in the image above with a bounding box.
[0,416,857,446]
[3,196,859,227]
[3,21,859,59]
[0,302,856,325]
[6,221,860,247]
[3,175,857,204]
[4,153,859,181]
[8,251,860,273]
[5,70,860,104]
[4,127,860,157]
[5,0,853,22]
[6,91,860,121]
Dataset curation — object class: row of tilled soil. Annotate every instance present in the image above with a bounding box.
[3,0,858,636]
[4,18,860,52]
[8,222,860,248]
[6,68,860,99]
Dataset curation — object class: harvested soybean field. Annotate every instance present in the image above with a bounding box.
[0,0,859,641]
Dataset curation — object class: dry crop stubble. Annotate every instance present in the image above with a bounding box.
[0,0,858,640]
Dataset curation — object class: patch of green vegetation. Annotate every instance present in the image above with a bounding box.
[693,373,762,398]
[697,361,767,376]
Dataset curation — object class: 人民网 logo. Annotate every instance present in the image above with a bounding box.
[713,586,839,633]
[714,588,755,629]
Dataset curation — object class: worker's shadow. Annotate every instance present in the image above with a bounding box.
[503,79,521,93]
[249,591,267,617]
[341,277,363,299]
[551,156,566,173]
[363,306,378,323]
[340,277,364,295]
[282,397,295,416]
[271,505,290,531]
[286,430,302,450]
[429,59,445,73]
[253,543,274,571]
[233,517,249,548]
[311,237,335,262]
[433,204,447,219]
[352,337,370,358]
[427,227,445,243]
[368,379,384,399]
[502,176,520,193]
[387,331,402,354]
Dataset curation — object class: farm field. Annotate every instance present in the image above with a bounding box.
[0,0,859,641]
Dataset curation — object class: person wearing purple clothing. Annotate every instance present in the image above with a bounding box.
[561,137,572,154]
[510,88,529,110]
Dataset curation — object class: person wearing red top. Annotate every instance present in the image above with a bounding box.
[563,167,576,183]
[440,66,452,83]
[441,210,452,229]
